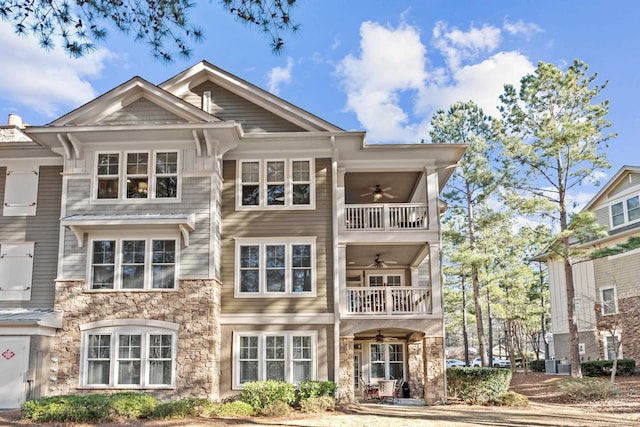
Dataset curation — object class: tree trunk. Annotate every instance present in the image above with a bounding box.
[462,279,470,366]
[563,243,583,378]
[468,183,487,366]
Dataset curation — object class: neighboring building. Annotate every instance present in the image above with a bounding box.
[0,61,466,407]
[0,114,63,409]
[538,166,640,364]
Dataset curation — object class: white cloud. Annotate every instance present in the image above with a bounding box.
[335,21,427,142]
[335,19,537,143]
[503,18,543,39]
[432,21,501,70]
[267,57,294,95]
[0,23,113,120]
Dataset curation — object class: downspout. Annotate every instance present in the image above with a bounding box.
[330,136,341,396]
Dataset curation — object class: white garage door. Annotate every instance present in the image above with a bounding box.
[0,336,29,409]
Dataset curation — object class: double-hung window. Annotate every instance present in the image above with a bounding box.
[610,194,640,227]
[369,343,405,381]
[234,332,316,388]
[90,237,177,290]
[601,287,617,315]
[238,159,313,209]
[96,151,178,200]
[83,326,176,388]
[235,237,315,297]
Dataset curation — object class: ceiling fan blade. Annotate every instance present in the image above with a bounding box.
[383,193,397,199]
[360,191,373,197]
[381,187,392,192]
[385,260,398,264]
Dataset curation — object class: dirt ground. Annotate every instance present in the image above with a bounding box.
[2,372,639,427]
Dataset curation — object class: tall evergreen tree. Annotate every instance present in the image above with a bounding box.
[499,60,616,377]
[430,100,500,367]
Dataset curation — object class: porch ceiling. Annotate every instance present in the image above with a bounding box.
[346,244,425,269]
[344,172,422,204]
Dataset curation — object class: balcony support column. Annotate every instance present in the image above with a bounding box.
[429,242,442,316]
[337,335,355,402]
[422,335,445,405]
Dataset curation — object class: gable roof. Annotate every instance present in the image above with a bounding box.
[48,76,219,127]
[160,60,343,133]
[583,165,640,211]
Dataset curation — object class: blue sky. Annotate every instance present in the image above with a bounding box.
[1,1,638,203]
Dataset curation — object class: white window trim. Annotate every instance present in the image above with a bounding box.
[368,342,406,382]
[365,270,404,287]
[79,323,178,389]
[87,232,179,291]
[234,237,316,298]
[609,193,640,229]
[602,332,622,360]
[236,158,315,211]
[232,331,317,389]
[93,150,181,203]
[600,287,618,316]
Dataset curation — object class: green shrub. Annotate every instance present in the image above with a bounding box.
[151,398,213,419]
[554,377,619,402]
[241,380,296,411]
[493,391,529,407]
[258,400,293,417]
[212,401,256,417]
[581,359,636,377]
[299,395,336,413]
[529,360,546,372]
[22,392,158,423]
[297,381,336,401]
[447,367,512,404]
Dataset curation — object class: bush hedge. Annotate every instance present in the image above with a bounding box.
[22,392,157,423]
[297,380,336,401]
[240,380,296,411]
[554,377,619,401]
[447,367,512,404]
[581,359,636,377]
[529,360,546,372]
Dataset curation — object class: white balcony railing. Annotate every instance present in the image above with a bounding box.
[343,203,428,231]
[346,286,431,315]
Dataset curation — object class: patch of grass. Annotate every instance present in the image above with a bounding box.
[554,377,619,402]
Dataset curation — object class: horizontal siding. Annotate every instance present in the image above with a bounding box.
[220,159,333,315]
[595,206,609,228]
[61,176,213,280]
[594,249,640,298]
[0,166,62,308]
[608,173,640,198]
[182,81,306,133]
[98,98,186,124]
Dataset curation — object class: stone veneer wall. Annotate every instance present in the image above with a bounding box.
[423,336,444,405]
[337,336,355,402]
[596,295,640,362]
[407,341,424,398]
[51,279,221,400]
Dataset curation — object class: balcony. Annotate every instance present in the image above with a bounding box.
[343,203,428,231]
[346,286,431,315]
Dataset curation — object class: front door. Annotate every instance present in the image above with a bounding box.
[0,336,29,409]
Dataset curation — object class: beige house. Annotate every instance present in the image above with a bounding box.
[539,166,640,365]
[0,61,466,407]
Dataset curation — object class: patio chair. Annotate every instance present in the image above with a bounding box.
[377,379,397,404]
[361,377,379,400]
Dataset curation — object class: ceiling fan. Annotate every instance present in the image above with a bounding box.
[367,254,398,269]
[375,330,386,342]
[360,184,396,202]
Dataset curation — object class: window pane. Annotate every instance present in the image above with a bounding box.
[627,196,640,221]
[292,184,310,205]
[122,266,145,289]
[266,245,285,292]
[239,336,259,384]
[293,361,311,383]
[267,185,285,205]
[266,161,284,182]
[98,154,119,175]
[612,202,625,226]
[152,240,175,263]
[127,178,149,198]
[242,185,260,205]
[152,265,175,289]
[156,152,178,174]
[118,335,141,385]
[97,178,119,199]
[127,153,148,174]
[87,334,111,384]
[240,361,259,383]
[92,241,115,289]
[267,270,286,292]
[156,177,177,198]
[240,270,260,292]
[152,240,175,289]
[291,245,311,267]
[149,334,172,385]
[241,162,259,182]
[240,246,259,268]
[602,288,616,315]
[265,336,285,381]
[266,361,285,381]
[292,161,309,182]
[292,270,311,292]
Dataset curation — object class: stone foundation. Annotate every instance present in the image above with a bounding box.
[407,341,424,398]
[337,336,355,402]
[51,279,221,400]
[423,336,444,405]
